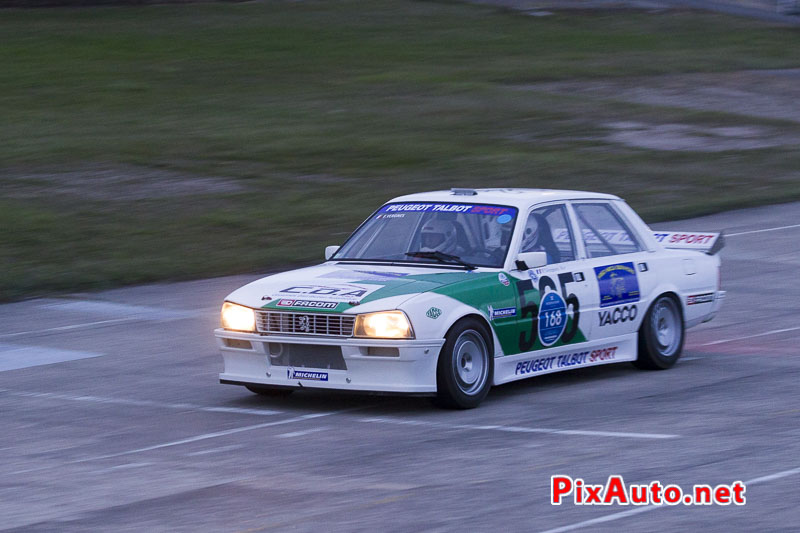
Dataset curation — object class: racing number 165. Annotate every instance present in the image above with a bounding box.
[517,273,581,352]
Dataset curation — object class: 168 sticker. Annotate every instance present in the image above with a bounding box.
[517,273,581,352]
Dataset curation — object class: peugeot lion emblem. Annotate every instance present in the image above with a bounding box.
[297,315,311,333]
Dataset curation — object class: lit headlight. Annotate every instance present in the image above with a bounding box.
[221,302,256,332]
[354,311,414,339]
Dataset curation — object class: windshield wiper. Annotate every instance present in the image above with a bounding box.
[405,251,477,270]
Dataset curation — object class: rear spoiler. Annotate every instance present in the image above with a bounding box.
[652,231,725,255]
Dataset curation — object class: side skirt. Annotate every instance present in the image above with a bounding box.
[492,333,638,386]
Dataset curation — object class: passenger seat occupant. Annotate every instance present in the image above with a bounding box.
[521,214,561,264]
[420,220,458,255]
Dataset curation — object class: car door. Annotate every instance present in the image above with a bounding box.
[569,200,656,343]
[507,202,597,356]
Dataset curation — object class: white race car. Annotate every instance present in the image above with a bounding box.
[216,188,725,408]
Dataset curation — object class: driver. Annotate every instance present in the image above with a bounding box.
[420,219,458,254]
[521,214,556,264]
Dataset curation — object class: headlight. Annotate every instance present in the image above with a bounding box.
[354,311,414,339]
[221,302,256,332]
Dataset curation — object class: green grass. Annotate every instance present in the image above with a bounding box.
[1,1,800,300]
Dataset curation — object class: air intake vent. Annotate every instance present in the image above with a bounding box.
[450,188,477,196]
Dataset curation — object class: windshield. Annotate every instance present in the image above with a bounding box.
[333,202,518,268]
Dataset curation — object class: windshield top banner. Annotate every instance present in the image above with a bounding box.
[378,203,516,217]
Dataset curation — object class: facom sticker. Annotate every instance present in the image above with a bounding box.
[498,273,510,287]
[594,262,640,308]
[426,307,442,319]
[538,291,567,346]
[276,299,338,310]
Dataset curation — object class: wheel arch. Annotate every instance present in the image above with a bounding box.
[399,293,505,359]
[643,284,686,325]
[440,310,501,361]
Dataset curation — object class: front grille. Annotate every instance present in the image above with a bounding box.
[256,311,355,337]
[265,343,347,370]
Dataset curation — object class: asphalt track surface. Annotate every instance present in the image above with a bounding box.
[2,202,799,532]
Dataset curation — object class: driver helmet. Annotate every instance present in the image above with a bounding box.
[420,219,457,254]
[522,216,543,252]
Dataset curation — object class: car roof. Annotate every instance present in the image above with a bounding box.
[389,188,621,209]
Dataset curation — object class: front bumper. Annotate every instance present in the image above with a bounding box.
[215,329,444,394]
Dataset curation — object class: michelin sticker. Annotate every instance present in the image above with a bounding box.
[274,283,384,303]
[594,262,640,308]
[488,305,516,321]
[287,367,328,381]
[538,290,567,346]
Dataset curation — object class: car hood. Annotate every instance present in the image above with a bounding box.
[225,262,494,313]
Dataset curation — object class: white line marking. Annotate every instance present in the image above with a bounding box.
[539,507,654,533]
[102,462,153,472]
[277,427,329,438]
[745,466,800,484]
[39,300,201,320]
[0,318,139,340]
[538,466,800,533]
[0,389,282,416]
[186,444,244,456]
[727,223,800,237]
[698,326,800,346]
[0,344,104,371]
[9,409,353,475]
[359,417,677,440]
[83,412,336,461]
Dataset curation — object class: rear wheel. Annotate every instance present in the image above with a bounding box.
[434,318,493,409]
[634,294,684,370]
[245,385,294,397]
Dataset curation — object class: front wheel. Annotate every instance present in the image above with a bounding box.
[634,295,685,370]
[434,318,493,409]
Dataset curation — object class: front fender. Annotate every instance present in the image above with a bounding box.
[400,293,505,358]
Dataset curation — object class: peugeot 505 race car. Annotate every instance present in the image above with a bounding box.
[215,188,725,408]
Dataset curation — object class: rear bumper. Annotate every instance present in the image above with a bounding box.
[215,329,444,393]
[702,290,726,323]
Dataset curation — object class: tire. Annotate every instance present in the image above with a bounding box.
[245,384,295,397]
[434,318,493,409]
[634,294,685,370]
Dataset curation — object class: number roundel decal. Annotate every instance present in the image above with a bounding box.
[538,290,567,346]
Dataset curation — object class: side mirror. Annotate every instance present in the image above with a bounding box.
[325,245,340,260]
[516,251,547,270]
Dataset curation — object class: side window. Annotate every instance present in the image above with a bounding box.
[573,203,643,258]
[520,204,576,264]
